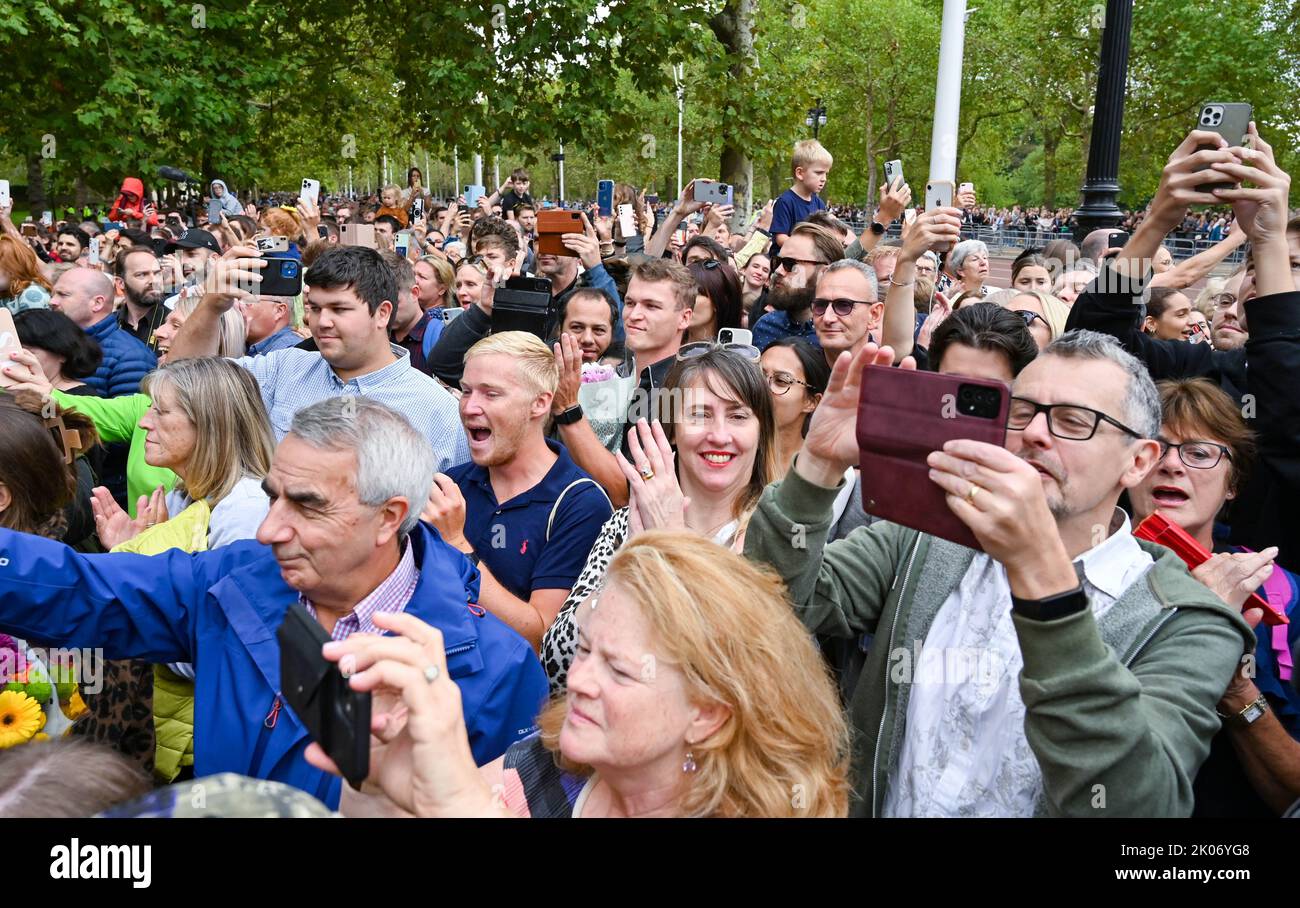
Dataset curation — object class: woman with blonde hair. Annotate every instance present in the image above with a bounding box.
[985,287,1070,351]
[0,234,53,313]
[89,356,274,551]
[2,291,246,517]
[307,530,850,818]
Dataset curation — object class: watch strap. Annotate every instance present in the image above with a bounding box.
[1010,583,1089,622]
[1218,694,1270,727]
[554,404,584,426]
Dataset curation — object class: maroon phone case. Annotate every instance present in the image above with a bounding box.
[856,365,1009,551]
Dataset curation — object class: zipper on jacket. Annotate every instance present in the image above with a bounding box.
[1123,609,1178,667]
[445,642,475,658]
[872,533,921,817]
[249,693,282,777]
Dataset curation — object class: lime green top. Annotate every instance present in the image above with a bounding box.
[52,391,178,518]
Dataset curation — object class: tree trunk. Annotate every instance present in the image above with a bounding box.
[26,154,46,215]
[1042,129,1060,208]
[74,175,89,211]
[864,95,878,210]
[709,0,756,218]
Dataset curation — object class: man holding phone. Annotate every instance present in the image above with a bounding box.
[744,331,1254,817]
[0,396,547,809]
[165,244,469,472]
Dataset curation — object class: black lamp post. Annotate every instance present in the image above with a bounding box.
[1074,0,1134,244]
[805,98,827,139]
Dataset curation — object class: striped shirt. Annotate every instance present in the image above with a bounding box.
[233,344,470,472]
[302,539,421,641]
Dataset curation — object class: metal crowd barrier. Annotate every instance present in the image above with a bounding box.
[842,220,1245,265]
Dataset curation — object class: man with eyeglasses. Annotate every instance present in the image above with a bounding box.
[744,329,1255,817]
[811,260,883,367]
[751,222,844,352]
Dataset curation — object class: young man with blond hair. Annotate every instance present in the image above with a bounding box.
[426,331,612,651]
[770,138,833,256]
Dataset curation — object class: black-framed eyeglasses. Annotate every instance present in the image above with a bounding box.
[772,256,826,273]
[763,370,812,396]
[1158,438,1232,469]
[1013,309,1048,329]
[1007,396,1144,441]
[812,297,875,318]
[678,340,761,362]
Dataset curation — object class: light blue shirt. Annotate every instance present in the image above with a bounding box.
[233,345,470,472]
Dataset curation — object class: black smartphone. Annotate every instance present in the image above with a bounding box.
[316,224,328,239]
[1105,230,1129,251]
[491,276,554,339]
[277,602,371,788]
[259,256,303,297]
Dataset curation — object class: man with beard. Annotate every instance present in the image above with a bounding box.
[751,222,844,351]
[744,331,1254,816]
[161,228,223,307]
[426,332,612,651]
[113,245,168,345]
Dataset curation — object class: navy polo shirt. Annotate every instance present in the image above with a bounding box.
[446,438,613,602]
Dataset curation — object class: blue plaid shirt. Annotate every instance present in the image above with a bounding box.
[234,345,471,472]
[247,326,304,357]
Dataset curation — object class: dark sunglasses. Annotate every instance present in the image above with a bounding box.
[812,297,875,317]
[772,256,826,273]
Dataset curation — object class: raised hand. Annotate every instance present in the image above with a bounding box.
[797,342,916,488]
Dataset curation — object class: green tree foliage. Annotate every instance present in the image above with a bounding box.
[2,0,1296,211]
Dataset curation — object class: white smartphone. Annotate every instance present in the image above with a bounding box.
[884,160,904,189]
[617,203,636,237]
[41,210,53,227]
[717,327,753,347]
[256,235,290,253]
[959,182,974,195]
[88,236,101,265]
[395,232,411,257]
[926,180,954,210]
[300,178,320,206]
[0,180,9,209]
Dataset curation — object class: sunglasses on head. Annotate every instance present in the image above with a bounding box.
[1013,309,1048,328]
[677,340,761,362]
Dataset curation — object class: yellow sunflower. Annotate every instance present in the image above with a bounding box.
[0,690,44,748]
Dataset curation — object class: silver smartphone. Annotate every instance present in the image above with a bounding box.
[884,160,903,189]
[925,180,954,210]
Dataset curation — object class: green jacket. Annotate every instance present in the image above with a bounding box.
[53,391,177,517]
[744,467,1256,818]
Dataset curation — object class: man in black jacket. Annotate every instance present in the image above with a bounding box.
[1064,126,1300,570]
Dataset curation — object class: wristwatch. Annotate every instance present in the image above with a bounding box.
[868,221,886,236]
[1218,694,1271,728]
[554,404,584,426]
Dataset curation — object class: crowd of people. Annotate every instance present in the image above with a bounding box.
[0,120,1296,820]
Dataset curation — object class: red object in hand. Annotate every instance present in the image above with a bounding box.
[1134,513,1287,626]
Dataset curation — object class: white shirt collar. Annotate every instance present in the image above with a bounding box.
[1074,508,1143,601]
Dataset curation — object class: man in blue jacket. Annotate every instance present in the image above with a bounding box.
[0,396,547,809]
[49,265,156,397]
